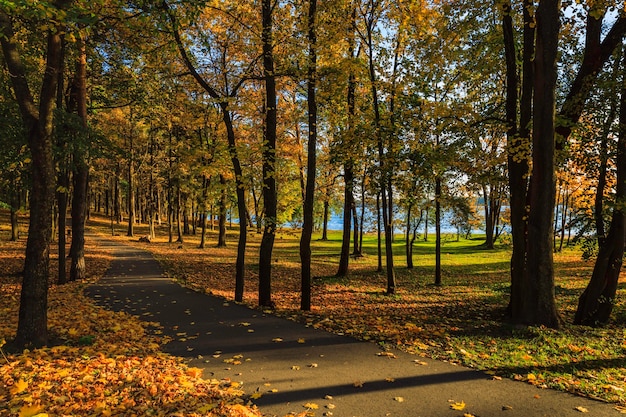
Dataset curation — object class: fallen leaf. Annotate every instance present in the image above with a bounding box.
[394,397,404,402]
[450,401,466,411]
[11,379,29,395]
[575,406,589,413]
[304,402,319,409]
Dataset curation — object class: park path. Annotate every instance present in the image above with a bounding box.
[86,238,621,417]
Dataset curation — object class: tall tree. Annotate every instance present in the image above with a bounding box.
[68,35,88,281]
[575,47,626,326]
[504,1,626,327]
[0,3,66,347]
[162,0,250,302]
[300,0,317,311]
[258,0,278,307]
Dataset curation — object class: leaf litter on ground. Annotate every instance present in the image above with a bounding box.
[0,233,262,417]
[86,217,626,406]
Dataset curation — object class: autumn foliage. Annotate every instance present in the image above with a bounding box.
[0,234,261,417]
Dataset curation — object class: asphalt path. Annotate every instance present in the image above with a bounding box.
[85,239,621,417]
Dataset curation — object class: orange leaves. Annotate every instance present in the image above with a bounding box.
[0,281,261,417]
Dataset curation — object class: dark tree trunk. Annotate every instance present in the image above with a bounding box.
[366,7,395,294]
[352,202,360,256]
[222,109,248,303]
[258,0,277,308]
[300,0,317,311]
[337,162,353,277]
[503,0,532,319]
[321,199,329,241]
[575,48,626,326]
[69,36,88,282]
[218,174,227,247]
[127,118,135,237]
[1,13,63,347]
[337,4,357,278]
[376,192,382,273]
[10,187,20,241]
[521,0,561,328]
[406,203,413,269]
[435,177,442,286]
[176,187,183,243]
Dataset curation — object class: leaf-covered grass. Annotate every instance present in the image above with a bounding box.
[90,214,626,405]
[0,212,262,417]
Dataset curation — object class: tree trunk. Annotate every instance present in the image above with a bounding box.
[337,162,353,277]
[127,117,135,237]
[574,48,626,326]
[222,108,248,303]
[321,199,329,241]
[1,13,64,347]
[258,0,277,308]
[503,0,532,319]
[521,0,561,328]
[376,192,382,273]
[69,36,88,282]
[10,187,20,241]
[435,177,442,286]
[218,174,227,247]
[406,203,413,269]
[300,0,317,311]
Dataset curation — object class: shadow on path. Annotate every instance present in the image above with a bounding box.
[86,239,619,417]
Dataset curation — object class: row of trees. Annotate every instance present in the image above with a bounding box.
[2,0,626,347]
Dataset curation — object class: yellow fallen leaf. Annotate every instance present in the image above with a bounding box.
[297,338,305,343]
[450,401,466,411]
[250,392,263,399]
[272,338,283,342]
[18,403,43,417]
[394,397,404,402]
[304,403,319,409]
[11,379,28,395]
[186,367,203,378]
[575,406,589,413]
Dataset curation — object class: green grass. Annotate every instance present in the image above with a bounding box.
[85,215,626,405]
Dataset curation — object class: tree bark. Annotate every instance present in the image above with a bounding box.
[574,48,626,326]
[218,174,227,247]
[434,176,442,286]
[300,0,317,311]
[69,36,88,282]
[1,11,64,347]
[503,0,532,319]
[522,0,561,328]
[258,0,277,308]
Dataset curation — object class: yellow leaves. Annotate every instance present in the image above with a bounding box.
[393,396,404,402]
[18,403,45,417]
[0,281,261,417]
[575,406,589,413]
[185,367,203,378]
[11,379,29,395]
[303,402,319,409]
[450,400,466,410]
[225,404,260,417]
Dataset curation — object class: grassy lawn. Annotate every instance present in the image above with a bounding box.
[88,214,626,406]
